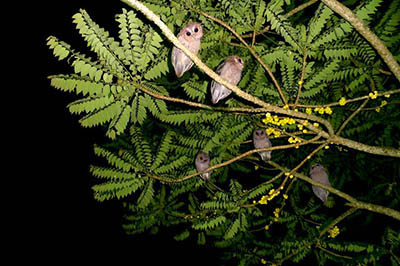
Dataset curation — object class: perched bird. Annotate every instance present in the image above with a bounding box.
[171,23,203,78]
[211,56,244,104]
[253,129,272,161]
[195,151,211,181]
[310,164,331,202]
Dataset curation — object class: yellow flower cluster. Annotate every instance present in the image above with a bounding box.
[285,172,294,179]
[288,136,302,144]
[258,188,281,205]
[262,113,296,127]
[339,97,347,106]
[261,258,267,264]
[313,106,333,115]
[328,226,340,238]
[265,127,282,138]
[273,208,280,218]
[369,91,378,99]
[376,100,389,112]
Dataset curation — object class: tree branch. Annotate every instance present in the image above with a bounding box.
[267,161,400,221]
[321,0,400,83]
[147,136,321,183]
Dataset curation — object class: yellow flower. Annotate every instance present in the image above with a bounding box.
[369,91,378,99]
[313,122,319,127]
[325,145,329,149]
[285,172,290,176]
[261,258,267,264]
[297,124,304,130]
[328,226,340,238]
[339,97,347,106]
[298,80,304,85]
[303,129,308,134]
[384,94,390,98]
[255,165,259,170]
[264,225,269,230]
[273,208,280,218]
[324,106,333,115]
[304,120,309,126]
[375,107,381,112]
[283,194,288,199]
[306,108,312,114]
[314,107,325,114]
[259,195,268,205]
[273,131,281,138]
[289,174,294,179]
[269,189,276,195]
[380,100,387,107]
[266,127,275,136]
[283,104,289,110]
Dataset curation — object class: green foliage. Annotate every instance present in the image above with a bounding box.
[47,0,400,265]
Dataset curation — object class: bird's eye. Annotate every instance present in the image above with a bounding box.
[186,31,191,36]
[194,27,198,33]
[237,58,242,63]
[199,156,203,160]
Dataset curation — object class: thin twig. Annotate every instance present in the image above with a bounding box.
[319,207,358,238]
[336,98,369,136]
[294,51,307,108]
[241,0,319,38]
[289,89,400,108]
[316,245,353,260]
[284,0,319,18]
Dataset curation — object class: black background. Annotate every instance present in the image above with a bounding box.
[29,1,219,264]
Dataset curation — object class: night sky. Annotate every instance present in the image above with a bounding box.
[33,1,219,263]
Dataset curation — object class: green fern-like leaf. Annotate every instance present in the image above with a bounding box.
[192,215,227,230]
[137,178,155,209]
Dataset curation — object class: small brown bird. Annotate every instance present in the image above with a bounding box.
[171,23,203,78]
[195,151,211,181]
[253,129,272,161]
[310,164,331,202]
[211,56,244,104]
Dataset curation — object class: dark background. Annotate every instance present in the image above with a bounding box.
[30,1,219,264]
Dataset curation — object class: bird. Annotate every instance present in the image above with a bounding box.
[310,164,331,202]
[195,151,211,181]
[211,56,244,104]
[171,23,203,78]
[253,129,272,161]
